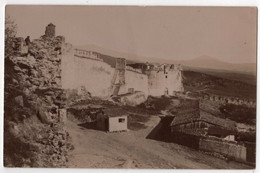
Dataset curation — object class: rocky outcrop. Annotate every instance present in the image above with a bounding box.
[4,35,72,167]
[117,91,147,106]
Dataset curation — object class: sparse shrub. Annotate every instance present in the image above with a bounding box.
[5,15,17,58]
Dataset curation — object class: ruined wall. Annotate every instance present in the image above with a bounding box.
[45,23,56,38]
[4,35,71,167]
[146,69,183,96]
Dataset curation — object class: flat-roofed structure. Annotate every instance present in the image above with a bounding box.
[96,108,128,132]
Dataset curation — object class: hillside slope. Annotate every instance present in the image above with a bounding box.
[182,70,256,99]
[181,56,256,74]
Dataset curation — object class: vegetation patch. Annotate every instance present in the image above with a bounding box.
[219,104,256,125]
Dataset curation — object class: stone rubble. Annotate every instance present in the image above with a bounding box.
[4,34,72,167]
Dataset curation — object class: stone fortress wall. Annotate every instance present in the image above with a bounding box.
[14,30,255,107]
[61,48,184,98]
[13,23,184,99]
[61,48,115,97]
[145,64,183,97]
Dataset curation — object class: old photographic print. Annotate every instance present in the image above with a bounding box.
[4,6,257,168]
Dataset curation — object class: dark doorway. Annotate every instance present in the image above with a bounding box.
[105,118,109,131]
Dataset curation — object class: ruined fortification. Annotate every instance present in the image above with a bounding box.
[61,47,184,99]
[4,23,71,167]
[45,23,56,38]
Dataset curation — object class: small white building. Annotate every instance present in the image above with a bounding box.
[96,108,128,132]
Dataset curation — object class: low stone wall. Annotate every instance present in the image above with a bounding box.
[199,137,247,162]
[200,94,256,107]
[168,131,255,164]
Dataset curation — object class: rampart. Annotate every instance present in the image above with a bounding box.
[61,47,183,99]
[61,48,114,97]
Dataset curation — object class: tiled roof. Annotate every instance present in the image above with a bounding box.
[207,126,236,136]
[200,110,236,130]
[171,110,236,130]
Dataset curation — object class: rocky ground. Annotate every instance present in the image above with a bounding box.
[4,36,72,167]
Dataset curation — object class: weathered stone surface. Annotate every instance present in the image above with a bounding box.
[119,91,147,106]
[11,78,19,85]
[14,95,24,107]
[4,25,71,168]
[45,23,56,38]
[23,88,31,97]
[37,108,53,125]
[58,109,67,123]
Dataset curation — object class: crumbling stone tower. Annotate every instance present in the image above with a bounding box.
[45,23,56,38]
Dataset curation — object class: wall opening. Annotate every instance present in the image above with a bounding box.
[119,118,125,123]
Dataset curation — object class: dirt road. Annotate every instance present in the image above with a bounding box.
[66,115,252,169]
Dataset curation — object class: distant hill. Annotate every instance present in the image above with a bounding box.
[180,55,256,75]
[75,45,256,74]
[183,66,256,85]
[182,70,256,99]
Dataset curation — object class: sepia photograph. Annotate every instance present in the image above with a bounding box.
[3,5,257,169]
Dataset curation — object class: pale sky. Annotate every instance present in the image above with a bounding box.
[6,6,257,63]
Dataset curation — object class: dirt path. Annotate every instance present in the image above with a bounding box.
[66,115,252,169]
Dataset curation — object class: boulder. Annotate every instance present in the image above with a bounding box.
[119,91,147,106]
[23,88,31,97]
[29,69,39,77]
[14,66,22,73]
[11,78,19,85]
[8,122,20,137]
[14,95,24,107]
[37,107,53,125]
